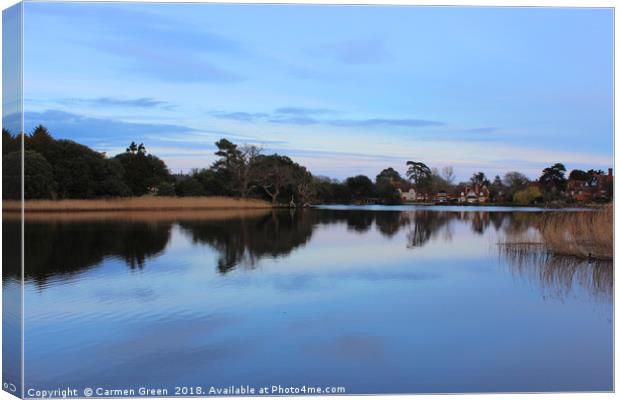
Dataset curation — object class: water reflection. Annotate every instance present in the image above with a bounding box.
[178,211,315,273]
[5,208,612,302]
[500,246,613,303]
[15,219,172,285]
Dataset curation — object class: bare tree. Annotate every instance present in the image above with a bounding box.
[234,144,262,198]
[296,179,315,206]
[254,155,296,204]
[441,166,455,185]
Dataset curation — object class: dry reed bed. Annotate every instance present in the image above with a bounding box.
[500,205,613,260]
[2,208,272,222]
[3,196,273,213]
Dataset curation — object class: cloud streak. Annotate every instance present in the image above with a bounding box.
[211,107,444,128]
[59,97,175,109]
[21,109,198,147]
[329,118,443,128]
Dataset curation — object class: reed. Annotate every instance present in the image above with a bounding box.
[3,208,272,222]
[500,205,613,260]
[3,196,273,213]
[538,205,612,260]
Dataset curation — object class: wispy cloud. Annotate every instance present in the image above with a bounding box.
[329,118,443,128]
[212,111,269,122]
[465,127,499,133]
[274,107,338,116]
[59,97,176,109]
[22,109,198,148]
[211,107,443,128]
[307,38,390,65]
[269,116,319,125]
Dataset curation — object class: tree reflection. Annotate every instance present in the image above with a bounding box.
[4,219,172,286]
[6,208,600,286]
[179,210,315,273]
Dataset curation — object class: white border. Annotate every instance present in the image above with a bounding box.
[0,2,615,400]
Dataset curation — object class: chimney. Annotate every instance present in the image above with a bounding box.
[608,168,613,176]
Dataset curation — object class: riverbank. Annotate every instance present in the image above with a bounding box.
[404,201,607,209]
[3,196,273,213]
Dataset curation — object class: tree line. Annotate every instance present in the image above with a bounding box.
[2,126,612,204]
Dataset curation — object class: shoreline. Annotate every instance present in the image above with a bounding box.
[3,197,609,213]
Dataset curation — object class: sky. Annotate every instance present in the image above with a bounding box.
[4,3,614,181]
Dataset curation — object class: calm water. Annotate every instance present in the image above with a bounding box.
[4,206,613,395]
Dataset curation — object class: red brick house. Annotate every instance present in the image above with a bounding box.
[568,168,613,202]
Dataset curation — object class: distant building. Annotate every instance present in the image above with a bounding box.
[463,184,489,203]
[568,168,613,202]
[391,180,418,202]
[398,187,417,201]
[435,190,448,203]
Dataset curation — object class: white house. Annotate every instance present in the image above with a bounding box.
[397,187,417,201]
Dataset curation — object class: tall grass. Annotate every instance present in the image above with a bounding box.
[500,205,613,260]
[3,208,272,222]
[3,196,273,213]
[538,206,612,260]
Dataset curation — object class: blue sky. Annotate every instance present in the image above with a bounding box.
[8,3,614,180]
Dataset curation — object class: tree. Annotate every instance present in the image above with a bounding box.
[155,181,176,196]
[376,167,403,184]
[375,181,402,205]
[503,171,530,191]
[114,143,171,196]
[346,175,375,199]
[488,175,504,199]
[297,180,316,205]
[253,154,298,204]
[126,141,139,154]
[441,166,455,185]
[47,140,107,198]
[251,154,313,204]
[470,172,490,187]
[313,176,351,204]
[430,167,450,192]
[295,168,315,205]
[2,128,20,156]
[20,126,144,198]
[27,125,54,154]
[568,169,588,181]
[212,139,241,195]
[94,158,131,197]
[211,139,261,197]
[3,150,57,199]
[235,144,262,198]
[539,163,567,193]
[406,161,432,189]
[192,168,226,195]
[513,187,542,205]
[176,177,206,197]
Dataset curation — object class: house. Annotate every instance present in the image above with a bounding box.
[435,190,448,203]
[462,184,490,204]
[397,187,417,201]
[477,185,490,203]
[568,168,613,202]
[391,180,418,202]
[466,188,478,203]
